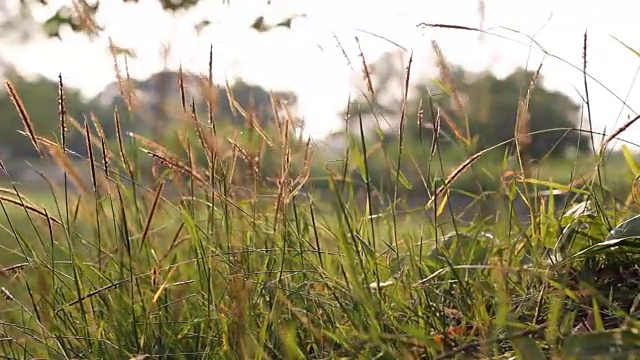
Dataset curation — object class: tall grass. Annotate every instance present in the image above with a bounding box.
[0,33,638,360]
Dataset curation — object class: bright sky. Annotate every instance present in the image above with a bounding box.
[4,0,640,149]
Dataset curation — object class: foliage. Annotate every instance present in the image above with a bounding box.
[97,70,298,136]
[3,0,302,40]
[1,9,640,356]
[449,68,591,158]
[0,68,297,164]
[0,68,95,160]
[0,51,637,359]
[344,51,591,160]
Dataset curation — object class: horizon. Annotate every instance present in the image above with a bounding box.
[3,0,640,149]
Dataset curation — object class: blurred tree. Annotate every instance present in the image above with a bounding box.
[2,0,304,40]
[0,2,41,43]
[94,70,298,135]
[452,68,591,159]
[343,51,590,160]
[0,68,97,159]
[0,67,298,163]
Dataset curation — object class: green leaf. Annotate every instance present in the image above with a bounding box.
[520,178,589,195]
[563,237,640,264]
[612,35,640,58]
[561,329,640,359]
[392,168,413,190]
[351,143,367,181]
[509,330,546,360]
[606,214,640,240]
[621,144,640,176]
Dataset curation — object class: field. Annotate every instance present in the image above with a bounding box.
[1,60,640,360]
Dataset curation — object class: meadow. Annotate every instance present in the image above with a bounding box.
[0,49,639,360]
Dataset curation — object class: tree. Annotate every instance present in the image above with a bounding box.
[342,50,590,159]
[430,67,590,158]
[0,66,299,166]
[94,70,298,135]
[0,67,98,160]
[2,1,303,41]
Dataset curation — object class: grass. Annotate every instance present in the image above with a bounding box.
[0,37,639,360]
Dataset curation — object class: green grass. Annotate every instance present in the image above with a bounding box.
[0,63,639,360]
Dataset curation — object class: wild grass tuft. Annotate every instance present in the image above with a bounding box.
[0,33,639,360]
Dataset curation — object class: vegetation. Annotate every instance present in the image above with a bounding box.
[0,4,639,358]
[0,33,638,359]
[1,0,301,41]
[343,48,590,159]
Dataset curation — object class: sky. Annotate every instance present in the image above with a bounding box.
[4,0,640,149]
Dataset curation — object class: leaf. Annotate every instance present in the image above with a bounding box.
[435,191,449,218]
[611,35,640,58]
[562,201,593,220]
[392,168,413,190]
[520,178,589,195]
[621,144,640,176]
[350,143,367,181]
[561,328,640,359]
[606,214,640,240]
[250,16,268,32]
[427,231,495,265]
[563,237,640,264]
[592,298,605,332]
[194,19,211,34]
[509,331,546,360]
[109,44,137,58]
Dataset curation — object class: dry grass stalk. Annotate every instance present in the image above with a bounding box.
[67,115,109,176]
[227,131,240,188]
[68,114,112,174]
[227,138,261,180]
[198,75,219,126]
[90,116,114,186]
[269,91,282,132]
[399,51,414,135]
[514,64,542,179]
[70,0,102,38]
[141,148,207,188]
[58,74,68,152]
[436,105,466,143]
[5,81,43,158]
[0,195,61,225]
[0,188,38,208]
[108,38,136,112]
[600,114,640,153]
[0,263,29,278]
[230,98,273,148]
[45,144,90,194]
[89,113,113,162]
[287,138,313,203]
[273,118,294,224]
[178,65,187,113]
[0,154,6,175]
[355,37,375,99]
[66,115,85,136]
[432,41,470,144]
[138,181,165,253]
[428,100,440,157]
[206,45,217,129]
[224,79,237,118]
[187,100,224,166]
[127,132,207,184]
[177,131,196,176]
[114,109,134,177]
[84,121,98,193]
[425,148,491,212]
